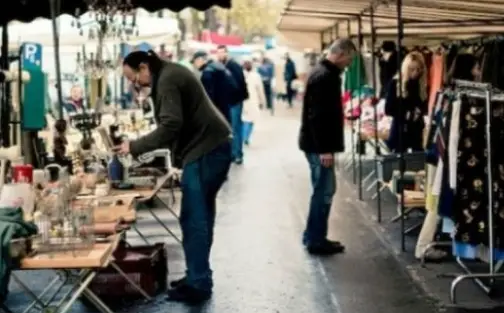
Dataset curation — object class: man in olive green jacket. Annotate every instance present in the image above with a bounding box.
[116,50,232,304]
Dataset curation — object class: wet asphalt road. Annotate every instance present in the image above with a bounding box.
[5,106,438,313]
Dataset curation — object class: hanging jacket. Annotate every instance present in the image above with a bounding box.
[384,78,427,152]
[0,207,38,302]
[344,54,367,93]
[379,52,398,98]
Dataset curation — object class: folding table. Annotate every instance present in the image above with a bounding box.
[109,173,182,244]
[11,241,117,313]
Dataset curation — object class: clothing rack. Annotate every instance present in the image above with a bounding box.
[441,35,504,49]
[443,80,504,305]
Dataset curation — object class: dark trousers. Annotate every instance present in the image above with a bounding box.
[230,103,244,160]
[286,80,295,107]
[303,153,336,246]
[180,142,232,292]
[263,82,273,112]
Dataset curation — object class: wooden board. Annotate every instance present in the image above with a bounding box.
[73,196,137,223]
[396,190,426,208]
[108,173,171,202]
[20,242,115,269]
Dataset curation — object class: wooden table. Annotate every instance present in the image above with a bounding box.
[20,242,115,269]
[74,195,137,223]
[12,237,120,313]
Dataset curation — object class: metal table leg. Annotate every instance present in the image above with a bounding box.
[147,207,182,244]
[11,273,63,313]
[11,269,114,313]
[109,262,152,301]
[362,170,375,185]
[155,195,179,220]
[131,224,150,245]
[371,182,387,200]
[56,271,114,313]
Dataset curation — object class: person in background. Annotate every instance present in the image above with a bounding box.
[242,58,266,145]
[384,51,428,152]
[299,38,356,255]
[257,52,275,114]
[116,50,232,304]
[283,52,297,108]
[378,41,398,99]
[216,45,249,165]
[63,85,84,115]
[191,50,238,123]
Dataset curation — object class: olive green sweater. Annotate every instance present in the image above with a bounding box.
[130,61,232,166]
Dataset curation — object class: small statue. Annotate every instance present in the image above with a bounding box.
[53,119,71,171]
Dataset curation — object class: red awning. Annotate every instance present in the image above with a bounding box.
[199,30,243,46]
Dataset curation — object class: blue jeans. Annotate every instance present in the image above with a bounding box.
[180,142,232,292]
[303,153,336,246]
[242,121,254,144]
[230,103,244,160]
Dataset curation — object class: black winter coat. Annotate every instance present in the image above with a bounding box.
[299,59,345,154]
[223,58,249,104]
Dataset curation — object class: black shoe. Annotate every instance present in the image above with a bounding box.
[170,277,186,288]
[234,158,243,165]
[166,284,211,305]
[307,242,345,255]
[325,239,343,248]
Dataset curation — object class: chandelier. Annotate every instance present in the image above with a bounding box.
[72,0,139,78]
[75,50,116,79]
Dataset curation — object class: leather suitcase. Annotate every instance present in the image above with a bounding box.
[89,241,167,297]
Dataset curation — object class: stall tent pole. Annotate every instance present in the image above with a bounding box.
[357,15,363,200]
[120,43,126,108]
[49,0,64,119]
[370,6,382,223]
[347,19,357,184]
[113,44,118,112]
[320,32,324,52]
[334,24,339,40]
[0,24,9,147]
[396,0,406,252]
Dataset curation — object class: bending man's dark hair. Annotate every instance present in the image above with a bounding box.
[123,49,163,74]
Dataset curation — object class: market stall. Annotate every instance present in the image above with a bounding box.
[0,0,231,312]
[277,0,504,309]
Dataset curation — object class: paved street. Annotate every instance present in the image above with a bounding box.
[5,106,438,313]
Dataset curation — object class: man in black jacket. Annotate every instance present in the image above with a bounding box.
[216,45,249,164]
[299,38,356,255]
[192,50,238,122]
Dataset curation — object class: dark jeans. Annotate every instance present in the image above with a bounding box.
[286,80,295,107]
[303,153,336,246]
[242,121,254,144]
[230,103,244,160]
[263,81,273,112]
[180,142,232,292]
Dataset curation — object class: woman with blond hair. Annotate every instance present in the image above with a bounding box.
[384,51,428,152]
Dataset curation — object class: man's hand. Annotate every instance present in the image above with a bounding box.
[319,153,334,168]
[112,140,130,156]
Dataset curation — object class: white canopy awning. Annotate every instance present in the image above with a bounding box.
[3,13,180,50]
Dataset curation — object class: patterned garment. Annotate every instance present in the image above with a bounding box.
[453,95,504,248]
